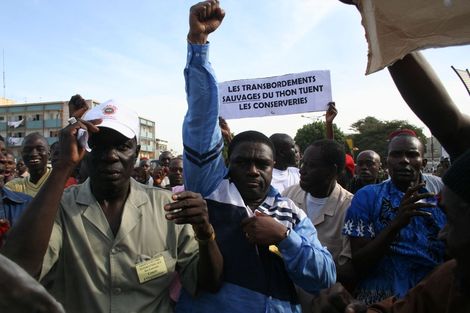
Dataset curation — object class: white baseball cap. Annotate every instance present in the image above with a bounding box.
[83,100,140,140]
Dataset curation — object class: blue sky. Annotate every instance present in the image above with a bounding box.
[2,1,469,152]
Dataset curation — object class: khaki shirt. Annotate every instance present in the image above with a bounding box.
[283,183,353,264]
[40,179,199,313]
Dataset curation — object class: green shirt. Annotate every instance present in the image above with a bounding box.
[5,168,51,197]
[40,178,199,313]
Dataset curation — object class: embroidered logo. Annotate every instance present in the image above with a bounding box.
[103,104,117,115]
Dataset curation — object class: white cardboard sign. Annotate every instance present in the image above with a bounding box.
[218,70,332,120]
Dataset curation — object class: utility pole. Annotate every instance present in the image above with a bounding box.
[2,49,5,99]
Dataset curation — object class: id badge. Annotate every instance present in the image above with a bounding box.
[135,255,168,284]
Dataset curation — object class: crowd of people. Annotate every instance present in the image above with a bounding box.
[0,1,469,313]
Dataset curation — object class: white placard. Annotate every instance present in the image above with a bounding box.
[218,70,332,120]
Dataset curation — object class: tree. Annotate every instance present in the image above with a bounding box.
[350,116,426,161]
[294,121,346,153]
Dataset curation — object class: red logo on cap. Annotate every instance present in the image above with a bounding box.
[103,104,117,115]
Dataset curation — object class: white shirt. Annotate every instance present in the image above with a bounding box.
[305,194,328,222]
[271,167,300,194]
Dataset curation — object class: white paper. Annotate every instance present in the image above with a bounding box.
[218,70,332,120]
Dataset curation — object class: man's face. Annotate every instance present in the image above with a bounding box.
[87,128,138,189]
[140,160,151,174]
[300,145,336,195]
[132,167,147,184]
[356,151,380,184]
[0,141,6,154]
[278,138,297,167]
[168,159,184,187]
[21,136,49,174]
[440,186,470,280]
[386,136,423,189]
[0,141,6,164]
[229,142,274,204]
[4,154,16,179]
[294,144,301,167]
[0,163,5,188]
[16,159,27,175]
[159,152,172,168]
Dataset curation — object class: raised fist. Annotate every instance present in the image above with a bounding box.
[188,0,225,44]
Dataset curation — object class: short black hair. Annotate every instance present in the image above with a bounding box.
[228,130,275,158]
[388,134,424,155]
[309,139,345,174]
[22,132,49,151]
[269,133,294,161]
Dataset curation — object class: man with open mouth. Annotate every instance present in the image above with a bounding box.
[6,132,51,197]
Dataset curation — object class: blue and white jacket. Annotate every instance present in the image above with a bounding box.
[176,43,335,313]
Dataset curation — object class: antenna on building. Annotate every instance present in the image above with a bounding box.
[2,49,5,99]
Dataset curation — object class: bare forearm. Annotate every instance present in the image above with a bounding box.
[336,261,357,285]
[197,240,223,292]
[326,122,334,140]
[1,166,71,276]
[388,52,468,156]
[351,223,401,276]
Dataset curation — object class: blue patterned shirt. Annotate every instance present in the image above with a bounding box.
[343,180,446,304]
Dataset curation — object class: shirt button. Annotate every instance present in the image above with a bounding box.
[113,288,121,295]
[111,247,121,254]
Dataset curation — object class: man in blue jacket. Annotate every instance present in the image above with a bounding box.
[177,1,336,312]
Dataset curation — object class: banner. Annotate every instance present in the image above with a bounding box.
[7,119,24,128]
[7,137,23,146]
[218,70,332,120]
[358,0,470,74]
[451,66,470,95]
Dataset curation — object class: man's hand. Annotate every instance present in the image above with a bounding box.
[0,254,65,313]
[68,94,89,118]
[188,0,225,44]
[392,183,435,229]
[241,212,287,245]
[57,118,100,171]
[311,283,367,313]
[325,102,338,124]
[164,191,214,239]
[219,117,232,143]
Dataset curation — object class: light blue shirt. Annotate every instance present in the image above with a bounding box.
[179,43,335,313]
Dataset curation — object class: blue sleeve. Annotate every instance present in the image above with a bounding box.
[343,187,376,238]
[278,217,336,294]
[183,43,228,197]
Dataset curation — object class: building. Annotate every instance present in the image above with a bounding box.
[139,117,156,160]
[0,100,157,159]
[0,100,97,157]
[155,138,168,158]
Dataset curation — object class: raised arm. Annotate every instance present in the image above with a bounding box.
[1,119,99,276]
[325,101,337,140]
[183,0,227,197]
[388,52,470,159]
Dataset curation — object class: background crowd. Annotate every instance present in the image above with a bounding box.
[0,1,469,313]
